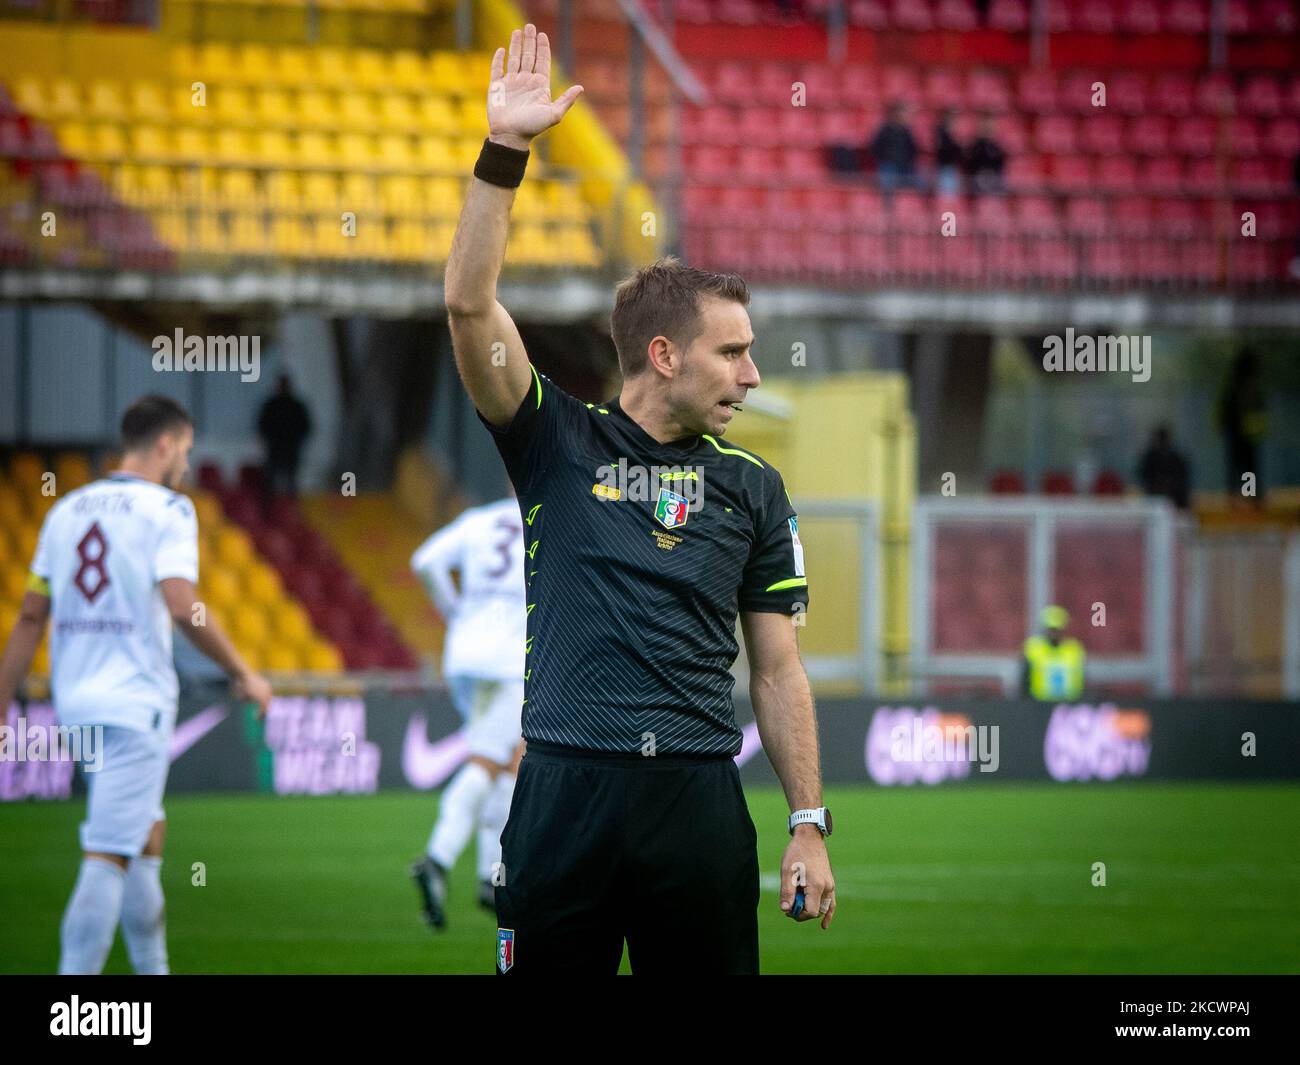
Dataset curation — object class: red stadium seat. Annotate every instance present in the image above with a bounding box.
[1094,155,1138,193]
[1093,470,1125,495]
[935,0,978,30]
[1066,197,1110,235]
[989,0,1030,31]
[1052,155,1095,192]
[1042,470,1076,495]
[1107,71,1150,115]
[1079,113,1125,154]
[1196,73,1235,116]
[1152,73,1195,116]
[1074,0,1117,33]
[1242,75,1283,117]
[1126,115,1170,156]
[989,469,1025,494]
[1174,116,1217,156]
[1118,0,1161,33]
[1164,0,1209,34]
[1034,115,1078,154]
[967,69,1012,113]
[1018,70,1058,115]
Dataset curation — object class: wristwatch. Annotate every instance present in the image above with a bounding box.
[788,807,832,837]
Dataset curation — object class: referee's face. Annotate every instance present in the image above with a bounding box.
[678,297,761,437]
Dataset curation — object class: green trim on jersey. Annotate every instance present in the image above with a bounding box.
[765,577,807,592]
[701,435,764,468]
[530,364,542,409]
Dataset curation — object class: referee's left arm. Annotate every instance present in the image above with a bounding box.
[741,611,836,929]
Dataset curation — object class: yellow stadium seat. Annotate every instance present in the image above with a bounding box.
[296,90,336,129]
[377,133,414,168]
[170,43,199,79]
[255,129,294,166]
[337,93,376,128]
[274,605,313,644]
[297,131,335,165]
[310,215,348,259]
[378,94,417,131]
[129,82,170,123]
[230,211,267,254]
[203,569,242,609]
[14,78,46,117]
[390,51,427,89]
[275,47,312,87]
[300,172,339,206]
[235,608,270,646]
[415,137,453,172]
[174,128,212,163]
[351,49,390,88]
[0,491,24,529]
[428,53,464,94]
[49,78,83,118]
[456,100,488,136]
[305,642,343,672]
[271,215,307,257]
[190,493,222,529]
[214,527,254,568]
[379,174,421,212]
[214,86,253,126]
[87,81,127,120]
[154,209,187,248]
[11,453,43,488]
[237,44,274,83]
[214,129,254,164]
[417,96,457,135]
[173,84,212,123]
[56,122,92,160]
[132,126,174,163]
[389,218,424,261]
[90,124,128,162]
[340,172,378,210]
[244,565,283,604]
[196,42,239,81]
[32,641,50,679]
[264,170,301,207]
[335,133,377,169]
[256,88,293,127]
[428,220,453,261]
[217,169,258,204]
[1,567,26,603]
[193,211,228,255]
[54,454,92,490]
[263,645,300,672]
[312,48,349,87]
[423,176,461,217]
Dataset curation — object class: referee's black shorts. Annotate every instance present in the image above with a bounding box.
[493,742,760,974]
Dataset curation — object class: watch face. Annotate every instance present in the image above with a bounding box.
[823,808,833,836]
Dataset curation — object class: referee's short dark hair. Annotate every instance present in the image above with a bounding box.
[611,256,750,377]
[120,394,193,451]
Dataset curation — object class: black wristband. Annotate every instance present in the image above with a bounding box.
[474,136,530,188]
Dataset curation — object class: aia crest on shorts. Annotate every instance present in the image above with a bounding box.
[496,927,515,973]
[654,487,689,530]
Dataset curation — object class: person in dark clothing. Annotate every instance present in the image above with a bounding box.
[1217,348,1268,506]
[966,113,1006,195]
[934,109,965,194]
[1137,424,1191,510]
[868,101,922,193]
[256,375,313,496]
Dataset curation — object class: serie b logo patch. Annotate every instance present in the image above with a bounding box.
[497,927,515,973]
[654,487,689,530]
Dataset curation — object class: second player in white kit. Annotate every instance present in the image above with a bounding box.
[0,395,272,974]
[409,494,527,928]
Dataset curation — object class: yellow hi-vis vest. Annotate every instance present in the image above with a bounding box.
[1024,636,1085,700]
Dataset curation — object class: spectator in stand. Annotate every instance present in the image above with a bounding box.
[1137,424,1191,510]
[1217,348,1268,506]
[965,113,1006,195]
[256,374,313,496]
[934,109,965,195]
[868,101,922,194]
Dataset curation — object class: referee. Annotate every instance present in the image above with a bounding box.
[446,23,835,975]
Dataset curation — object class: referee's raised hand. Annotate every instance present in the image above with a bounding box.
[486,24,584,152]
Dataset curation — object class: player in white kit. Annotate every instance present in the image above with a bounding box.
[408,493,527,928]
[0,395,273,974]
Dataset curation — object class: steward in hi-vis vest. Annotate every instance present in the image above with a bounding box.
[1021,605,1085,701]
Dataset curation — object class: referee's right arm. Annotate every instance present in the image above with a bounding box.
[444,23,583,428]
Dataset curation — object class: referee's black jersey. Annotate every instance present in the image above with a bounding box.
[476,365,809,756]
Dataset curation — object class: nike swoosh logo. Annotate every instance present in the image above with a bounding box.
[734,721,763,767]
[401,713,470,790]
[169,703,227,763]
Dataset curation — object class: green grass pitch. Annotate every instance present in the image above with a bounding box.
[2,783,1297,974]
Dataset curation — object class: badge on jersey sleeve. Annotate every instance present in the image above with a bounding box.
[654,487,689,530]
[497,928,515,972]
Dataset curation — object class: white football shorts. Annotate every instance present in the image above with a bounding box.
[79,721,172,857]
[448,676,524,766]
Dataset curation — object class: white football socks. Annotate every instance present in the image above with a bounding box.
[477,771,517,883]
[427,760,493,870]
[58,857,126,975]
[121,855,169,975]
